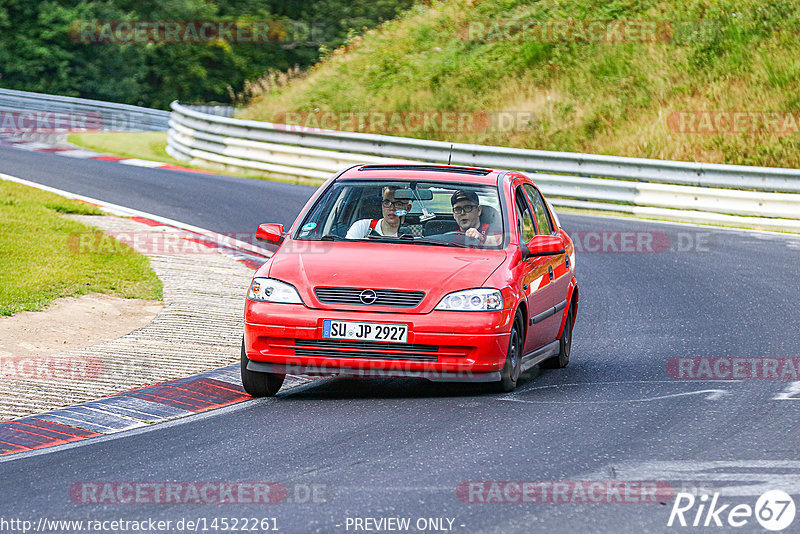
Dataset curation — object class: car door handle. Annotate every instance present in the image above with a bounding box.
[548,265,554,280]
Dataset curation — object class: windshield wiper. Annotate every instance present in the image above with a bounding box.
[320,234,345,241]
[408,237,470,248]
[359,235,471,248]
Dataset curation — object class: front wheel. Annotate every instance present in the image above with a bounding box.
[541,307,572,369]
[491,313,523,393]
[240,339,285,397]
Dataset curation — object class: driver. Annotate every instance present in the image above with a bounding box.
[346,186,412,239]
[451,190,501,245]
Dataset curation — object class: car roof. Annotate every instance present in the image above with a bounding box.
[337,164,505,186]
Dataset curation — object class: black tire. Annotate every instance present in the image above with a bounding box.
[541,306,573,369]
[491,313,523,393]
[240,339,285,397]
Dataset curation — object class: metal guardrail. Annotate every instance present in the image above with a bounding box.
[0,88,170,131]
[182,104,235,118]
[167,101,800,232]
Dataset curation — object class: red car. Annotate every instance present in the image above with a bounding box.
[242,165,578,395]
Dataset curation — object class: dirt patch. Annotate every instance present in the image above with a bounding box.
[0,293,162,358]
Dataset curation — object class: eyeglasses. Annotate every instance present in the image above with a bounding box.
[452,204,477,214]
[382,200,408,208]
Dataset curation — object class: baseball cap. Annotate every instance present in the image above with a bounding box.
[450,190,480,206]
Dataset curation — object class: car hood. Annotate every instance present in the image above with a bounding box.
[267,240,508,312]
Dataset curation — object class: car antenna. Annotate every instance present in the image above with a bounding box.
[447,144,453,165]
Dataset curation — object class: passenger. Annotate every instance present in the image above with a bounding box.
[451,190,501,245]
[346,186,412,239]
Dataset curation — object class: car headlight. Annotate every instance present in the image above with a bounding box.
[247,278,304,304]
[435,289,503,311]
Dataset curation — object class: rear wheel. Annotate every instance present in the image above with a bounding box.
[240,339,285,397]
[541,306,572,369]
[491,313,523,393]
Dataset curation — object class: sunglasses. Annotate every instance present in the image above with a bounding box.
[452,204,477,214]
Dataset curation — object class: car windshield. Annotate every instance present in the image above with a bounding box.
[294,180,504,248]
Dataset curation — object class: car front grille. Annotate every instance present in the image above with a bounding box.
[314,287,425,307]
[294,339,439,361]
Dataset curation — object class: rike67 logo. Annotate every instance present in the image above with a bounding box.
[668,490,796,531]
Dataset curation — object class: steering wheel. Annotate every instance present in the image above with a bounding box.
[439,230,481,245]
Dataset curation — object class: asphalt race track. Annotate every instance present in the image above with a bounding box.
[2,145,800,533]
[0,145,316,233]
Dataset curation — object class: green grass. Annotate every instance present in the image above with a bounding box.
[0,180,163,316]
[72,1,800,171]
[67,131,184,165]
[239,0,800,169]
[67,131,312,183]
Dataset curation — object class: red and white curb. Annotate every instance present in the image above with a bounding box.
[0,134,212,174]
[0,367,310,456]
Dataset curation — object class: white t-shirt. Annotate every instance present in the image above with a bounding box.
[346,218,398,239]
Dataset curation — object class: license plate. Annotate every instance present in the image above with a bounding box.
[322,320,408,343]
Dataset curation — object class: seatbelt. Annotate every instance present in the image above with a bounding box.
[368,219,380,236]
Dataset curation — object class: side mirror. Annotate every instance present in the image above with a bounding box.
[256,223,286,245]
[521,235,565,259]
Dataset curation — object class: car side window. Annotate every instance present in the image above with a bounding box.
[524,184,553,235]
[514,186,536,243]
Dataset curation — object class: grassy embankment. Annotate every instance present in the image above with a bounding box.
[240,0,800,169]
[0,180,162,316]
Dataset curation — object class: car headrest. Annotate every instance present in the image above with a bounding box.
[480,205,499,225]
[357,196,383,220]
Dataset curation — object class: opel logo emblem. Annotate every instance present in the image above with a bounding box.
[359,289,378,305]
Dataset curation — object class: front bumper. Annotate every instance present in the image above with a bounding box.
[244,302,514,382]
